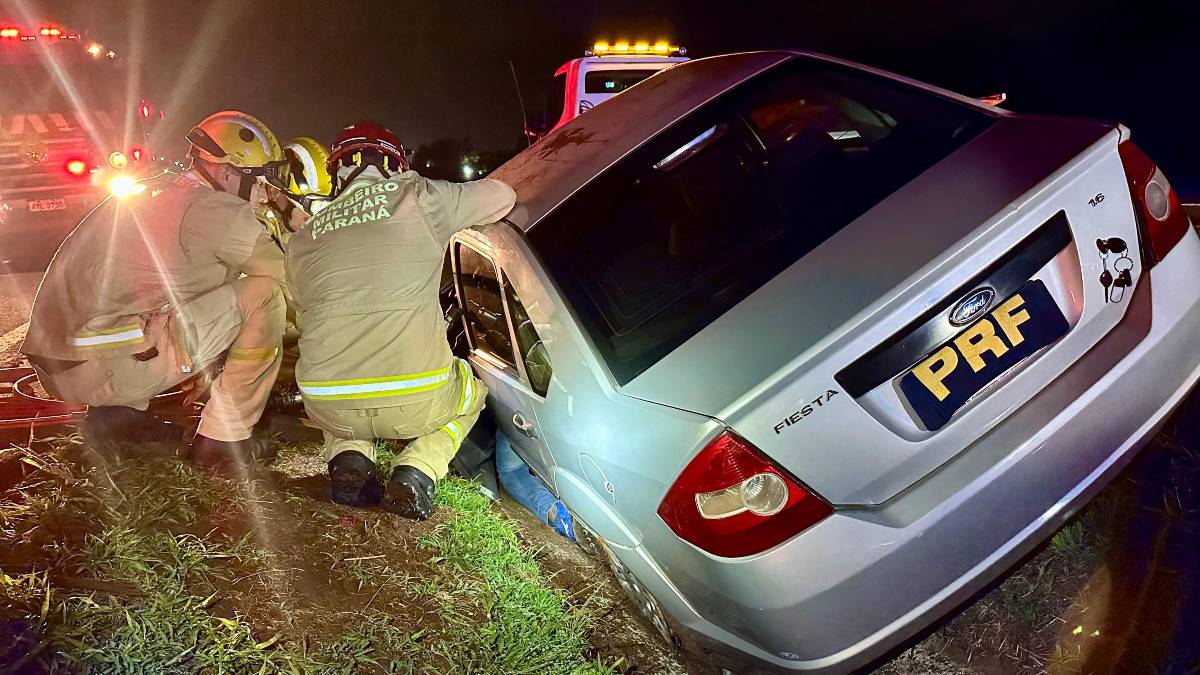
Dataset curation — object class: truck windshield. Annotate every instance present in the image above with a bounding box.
[584,69,655,94]
[529,57,996,384]
[0,56,125,117]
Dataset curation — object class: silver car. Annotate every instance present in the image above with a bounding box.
[444,50,1200,673]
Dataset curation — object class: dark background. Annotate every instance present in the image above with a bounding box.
[11,0,1200,195]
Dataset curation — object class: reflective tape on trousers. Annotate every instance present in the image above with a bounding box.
[440,419,465,448]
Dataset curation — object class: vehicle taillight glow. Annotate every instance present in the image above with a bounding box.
[1119,141,1191,268]
[657,431,832,558]
[64,159,88,176]
[138,101,152,119]
[130,147,143,162]
[39,26,61,37]
[0,27,19,38]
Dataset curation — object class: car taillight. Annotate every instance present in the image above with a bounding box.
[130,147,143,162]
[138,101,152,119]
[657,431,832,558]
[1119,141,1190,268]
[64,159,88,176]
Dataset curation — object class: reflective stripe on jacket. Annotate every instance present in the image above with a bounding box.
[286,167,515,410]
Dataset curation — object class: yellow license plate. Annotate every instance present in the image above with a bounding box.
[898,280,1069,430]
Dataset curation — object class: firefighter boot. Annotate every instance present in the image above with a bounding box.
[186,434,277,471]
[83,406,184,448]
[382,465,436,520]
[328,450,382,507]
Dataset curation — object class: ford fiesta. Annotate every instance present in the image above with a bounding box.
[444,51,1200,673]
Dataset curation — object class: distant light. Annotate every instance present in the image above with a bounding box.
[138,101,152,119]
[86,42,102,56]
[462,163,475,180]
[108,175,145,198]
[108,151,128,169]
[65,159,88,176]
[106,50,115,58]
[130,147,143,162]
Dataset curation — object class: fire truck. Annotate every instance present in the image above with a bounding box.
[0,22,161,269]
[526,40,689,142]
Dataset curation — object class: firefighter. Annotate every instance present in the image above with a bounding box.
[286,121,516,520]
[260,136,334,248]
[21,111,290,469]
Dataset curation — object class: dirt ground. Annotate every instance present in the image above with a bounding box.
[2,270,1199,674]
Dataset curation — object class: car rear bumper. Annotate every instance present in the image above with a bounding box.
[617,229,1200,673]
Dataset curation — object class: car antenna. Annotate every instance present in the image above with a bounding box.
[509,59,532,147]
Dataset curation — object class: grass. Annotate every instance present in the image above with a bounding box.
[0,435,615,674]
[418,480,612,675]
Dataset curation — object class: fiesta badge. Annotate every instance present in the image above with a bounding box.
[949,287,996,326]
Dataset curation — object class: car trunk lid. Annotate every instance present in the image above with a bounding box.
[622,114,1140,505]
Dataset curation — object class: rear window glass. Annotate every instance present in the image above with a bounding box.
[584,70,654,94]
[530,57,995,384]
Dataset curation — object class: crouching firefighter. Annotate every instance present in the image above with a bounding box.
[286,121,516,519]
[21,111,290,469]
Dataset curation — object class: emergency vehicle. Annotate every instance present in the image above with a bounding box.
[0,22,161,268]
[527,40,688,142]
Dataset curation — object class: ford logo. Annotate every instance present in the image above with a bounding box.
[949,287,996,326]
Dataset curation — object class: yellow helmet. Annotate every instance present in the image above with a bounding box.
[186,110,282,168]
[283,136,332,196]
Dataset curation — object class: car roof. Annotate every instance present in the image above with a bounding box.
[493,50,794,233]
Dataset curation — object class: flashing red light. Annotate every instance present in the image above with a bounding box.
[65,159,88,176]
[130,147,144,162]
[138,101,152,119]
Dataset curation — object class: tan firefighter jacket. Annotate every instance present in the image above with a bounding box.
[285,167,516,409]
[22,173,285,363]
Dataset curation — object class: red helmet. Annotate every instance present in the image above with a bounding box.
[327,120,409,176]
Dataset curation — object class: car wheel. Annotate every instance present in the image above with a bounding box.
[574,519,678,648]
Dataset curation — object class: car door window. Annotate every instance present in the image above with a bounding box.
[503,282,552,397]
[456,244,517,370]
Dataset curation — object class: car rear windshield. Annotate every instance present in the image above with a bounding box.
[529,56,996,384]
[584,69,655,94]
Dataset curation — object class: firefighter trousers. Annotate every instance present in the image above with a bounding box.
[34,276,285,442]
[305,360,488,481]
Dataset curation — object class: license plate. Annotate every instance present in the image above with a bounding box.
[28,198,66,212]
[898,280,1069,431]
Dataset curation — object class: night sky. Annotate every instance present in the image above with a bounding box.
[13,0,1200,195]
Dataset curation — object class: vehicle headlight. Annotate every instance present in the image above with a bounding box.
[107,175,145,197]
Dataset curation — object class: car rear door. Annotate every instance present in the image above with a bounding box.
[452,238,558,486]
